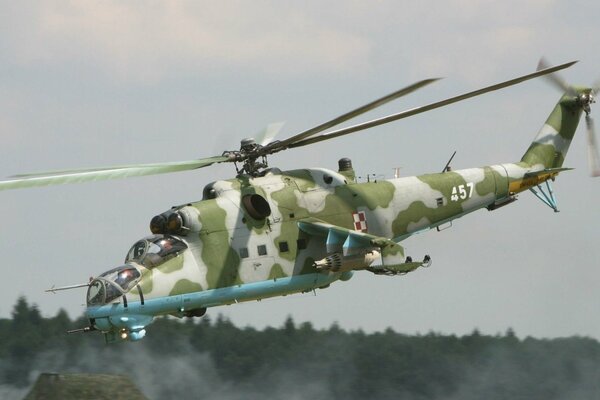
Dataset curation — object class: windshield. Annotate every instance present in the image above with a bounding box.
[100,265,141,292]
[87,280,105,306]
[125,234,187,269]
[86,264,141,306]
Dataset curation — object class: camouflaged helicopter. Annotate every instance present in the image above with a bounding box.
[1,60,598,343]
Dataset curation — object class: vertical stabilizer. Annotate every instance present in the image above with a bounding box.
[521,89,590,169]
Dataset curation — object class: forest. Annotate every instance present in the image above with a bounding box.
[0,296,598,400]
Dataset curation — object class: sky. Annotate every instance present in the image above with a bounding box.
[0,1,599,340]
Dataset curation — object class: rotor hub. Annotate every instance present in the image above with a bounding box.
[240,137,258,151]
[221,138,271,176]
[577,92,595,115]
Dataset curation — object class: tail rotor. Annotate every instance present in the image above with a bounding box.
[538,57,600,177]
[585,115,600,176]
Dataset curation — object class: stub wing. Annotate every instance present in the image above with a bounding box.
[297,218,430,275]
[298,218,394,256]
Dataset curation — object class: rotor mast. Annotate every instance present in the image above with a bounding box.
[222,138,272,176]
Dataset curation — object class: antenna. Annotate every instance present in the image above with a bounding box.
[441,151,457,173]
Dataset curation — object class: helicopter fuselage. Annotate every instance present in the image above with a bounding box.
[86,160,553,342]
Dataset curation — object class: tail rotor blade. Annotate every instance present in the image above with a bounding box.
[591,78,600,96]
[585,115,600,177]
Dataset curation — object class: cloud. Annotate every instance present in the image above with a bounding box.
[0,1,581,86]
[343,0,563,83]
[0,2,371,83]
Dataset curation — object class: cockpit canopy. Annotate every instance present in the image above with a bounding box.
[125,234,188,269]
[86,235,188,307]
[87,264,141,306]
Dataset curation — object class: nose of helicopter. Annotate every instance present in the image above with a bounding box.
[85,263,151,342]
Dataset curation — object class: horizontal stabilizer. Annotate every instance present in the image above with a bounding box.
[523,167,573,178]
[510,167,572,194]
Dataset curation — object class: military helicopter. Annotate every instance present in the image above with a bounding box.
[1,60,598,343]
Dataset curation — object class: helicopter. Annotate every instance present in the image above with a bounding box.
[1,59,598,343]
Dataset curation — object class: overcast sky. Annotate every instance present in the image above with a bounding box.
[1,1,599,339]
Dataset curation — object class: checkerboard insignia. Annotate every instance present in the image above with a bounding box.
[352,211,368,232]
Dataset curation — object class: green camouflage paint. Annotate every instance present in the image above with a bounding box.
[99,88,592,316]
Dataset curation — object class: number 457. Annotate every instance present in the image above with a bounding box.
[450,182,474,202]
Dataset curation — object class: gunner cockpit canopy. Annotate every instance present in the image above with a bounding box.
[87,264,141,306]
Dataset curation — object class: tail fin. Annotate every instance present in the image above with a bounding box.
[521,89,590,169]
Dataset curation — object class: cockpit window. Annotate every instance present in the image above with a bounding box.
[87,280,105,306]
[202,182,218,199]
[87,264,141,306]
[125,234,187,269]
[100,265,141,292]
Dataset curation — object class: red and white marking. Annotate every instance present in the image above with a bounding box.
[352,211,368,232]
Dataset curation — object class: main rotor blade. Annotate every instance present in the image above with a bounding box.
[264,78,440,153]
[585,115,600,177]
[0,155,229,191]
[289,61,577,149]
[537,57,572,93]
[256,121,285,146]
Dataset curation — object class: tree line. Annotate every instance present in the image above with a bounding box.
[1,296,598,400]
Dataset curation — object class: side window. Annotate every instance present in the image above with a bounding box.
[278,241,289,252]
[202,182,218,200]
[239,247,249,259]
[257,244,267,256]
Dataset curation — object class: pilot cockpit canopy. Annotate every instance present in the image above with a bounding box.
[125,234,188,269]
